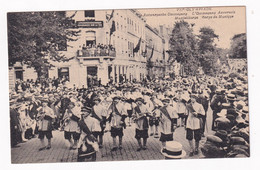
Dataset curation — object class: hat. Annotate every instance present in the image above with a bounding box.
[190,94,197,98]
[236,116,245,124]
[215,130,228,142]
[206,135,223,144]
[217,121,231,131]
[217,109,227,117]
[215,117,230,123]
[9,99,17,105]
[161,98,170,103]
[235,104,244,111]
[135,97,145,103]
[231,131,249,143]
[230,136,246,145]
[227,108,238,116]
[112,96,121,101]
[201,142,225,158]
[233,144,249,153]
[161,141,186,159]
[227,94,237,101]
[93,97,101,102]
[242,106,249,113]
[41,97,49,103]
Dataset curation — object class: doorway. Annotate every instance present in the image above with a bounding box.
[87,66,98,87]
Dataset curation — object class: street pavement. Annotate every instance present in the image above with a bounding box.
[11,108,214,163]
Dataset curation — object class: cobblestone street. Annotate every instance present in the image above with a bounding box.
[11,108,213,163]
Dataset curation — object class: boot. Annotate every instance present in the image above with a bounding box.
[111,137,117,151]
[119,137,123,150]
[46,139,51,150]
[99,135,103,148]
[194,141,199,155]
[38,139,46,151]
[188,140,194,156]
[142,138,147,150]
[137,139,142,151]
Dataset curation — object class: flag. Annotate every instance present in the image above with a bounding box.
[106,10,114,22]
[142,45,147,58]
[110,20,116,36]
[149,46,154,60]
[133,37,141,53]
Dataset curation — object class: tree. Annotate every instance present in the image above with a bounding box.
[197,27,220,76]
[169,20,199,76]
[229,33,247,59]
[8,11,80,77]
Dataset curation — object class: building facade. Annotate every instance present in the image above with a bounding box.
[47,9,148,87]
[9,10,173,88]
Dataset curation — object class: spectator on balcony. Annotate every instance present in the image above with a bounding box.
[90,45,95,57]
[97,46,101,56]
[82,44,87,50]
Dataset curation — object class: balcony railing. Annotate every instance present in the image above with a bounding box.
[77,48,116,58]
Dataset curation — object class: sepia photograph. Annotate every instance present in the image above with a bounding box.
[7,5,250,164]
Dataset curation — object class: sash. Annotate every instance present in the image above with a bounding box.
[67,108,80,122]
[91,107,102,122]
[186,104,196,113]
[134,106,148,129]
[107,103,126,128]
[91,106,106,130]
[108,103,121,117]
[160,106,175,132]
[113,103,121,117]
[160,106,172,121]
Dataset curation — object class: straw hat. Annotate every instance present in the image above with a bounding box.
[161,141,186,159]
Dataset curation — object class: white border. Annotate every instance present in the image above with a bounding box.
[1,0,260,170]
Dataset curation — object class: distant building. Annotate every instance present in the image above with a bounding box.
[228,58,247,73]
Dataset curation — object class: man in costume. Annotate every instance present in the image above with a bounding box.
[63,101,81,149]
[107,96,127,151]
[157,98,178,150]
[186,94,205,156]
[37,98,56,151]
[132,97,150,151]
[91,97,107,148]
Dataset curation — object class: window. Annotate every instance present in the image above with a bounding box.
[57,39,67,51]
[85,31,96,47]
[84,10,95,17]
[58,67,69,81]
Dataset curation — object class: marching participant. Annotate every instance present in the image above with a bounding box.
[175,89,188,127]
[10,100,23,147]
[132,97,150,151]
[146,93,161,138]
[107,96,127,151]
[37,98,56,151]
[91,97,107,148]
[157,98,178,150]
[186,94,205,156]
[63,102,81,150]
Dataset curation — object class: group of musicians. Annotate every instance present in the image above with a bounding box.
[9,73,248,157]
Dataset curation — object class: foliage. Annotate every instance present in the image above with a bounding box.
[229,33,247,59]
[8,11,80,77]
[169,20,199,76]
[197,27,220,76]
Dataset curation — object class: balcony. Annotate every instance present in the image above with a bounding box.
[77,48,116,60]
